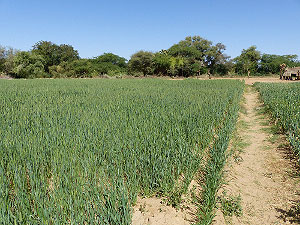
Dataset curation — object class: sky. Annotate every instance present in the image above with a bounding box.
[0,0,299,60]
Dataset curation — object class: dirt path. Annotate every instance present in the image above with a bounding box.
[214,85,300,224]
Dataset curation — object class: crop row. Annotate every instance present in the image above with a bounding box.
[0,79,244,224]
[255,82,300,159]
[197,82,243,224]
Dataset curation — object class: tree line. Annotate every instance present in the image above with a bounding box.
[0,36,299,78]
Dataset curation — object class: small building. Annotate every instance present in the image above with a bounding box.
[282,67,300,80]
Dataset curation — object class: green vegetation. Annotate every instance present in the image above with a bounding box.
[128,51,154,76]
[234,46,261,77]
[1,36,299,78]
[0,79,244,224]
[195,82,243,224]
[32,41,80,72]
[255,83,300,161]
[233,46,300,76]
[12,51,46,78]
[218,191,242,218]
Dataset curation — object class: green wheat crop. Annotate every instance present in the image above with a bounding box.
[255,82,300,160]
[0,79,244,224]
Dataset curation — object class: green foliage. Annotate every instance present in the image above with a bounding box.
[32,40,79,72]
[152,51,172,75]
[128,51,154,75]
[0,45,19,74]
[58,44,80,62]
[218,192,242,218]
[94,53,127,68]
[0,79,244,224]
[234,46,261,76]
[168,36,228,76]
[168,37,205,60]
[152,51,185,76]
[12,51,45,78]
[255,83,300,161]
[2,39,300,78]
[91,53,127,75]
[259,54,300,74]
[49,53,128,78]
[213,62,234,76]
[195,81,243,224]
[0,46,5,72]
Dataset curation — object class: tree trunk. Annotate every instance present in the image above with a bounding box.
[247,70,250,79]
[208,69,211,79]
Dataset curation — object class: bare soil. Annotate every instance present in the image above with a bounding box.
[132,178,201,225]
[132,196,194,225]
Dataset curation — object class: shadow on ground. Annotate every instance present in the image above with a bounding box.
[276,201,300,224]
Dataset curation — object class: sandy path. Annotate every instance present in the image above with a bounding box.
[214,86,300,224]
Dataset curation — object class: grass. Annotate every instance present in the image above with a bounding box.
[218,191,242,218]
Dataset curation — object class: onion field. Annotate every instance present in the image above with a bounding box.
[0,79,244,224]
[256,82,300,160]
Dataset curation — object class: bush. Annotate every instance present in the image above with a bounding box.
[11,51,46,78]
[128,51,154,76]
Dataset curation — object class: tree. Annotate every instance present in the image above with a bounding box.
[152,50,186,76]
[153,51,172,75]
[0,46,6,72]
[92,53,127,75]
[215,59,235,76]
[12,51,45,78]
[0,46,19,74]
[205,43,228,75]
[94,53,127,68]
[32,41,58,72]
[168,36,228,76]
[32,41,79,72]
[57,44,80,62]
[234,46,261,77]
[128,51,154,76]
[259,54,300,74]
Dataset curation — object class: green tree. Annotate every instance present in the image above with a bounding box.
[92,53,127,75]
[32,41,79,72]
[0,46,6,72]
[57,44,80,62]
[152,50,185,76]
[168,36,228,76]
[214,59,235,76]
[32,41,58,71]
[12,51,45,78]
[49,59,93,78]
[234,46,261,77]
[128,51,154,76]
[205,43,228,75]
[0,46,19,74]
[95,53,127,68]
[259,54,300,74]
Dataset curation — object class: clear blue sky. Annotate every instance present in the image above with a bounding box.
[0,0,299,60]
